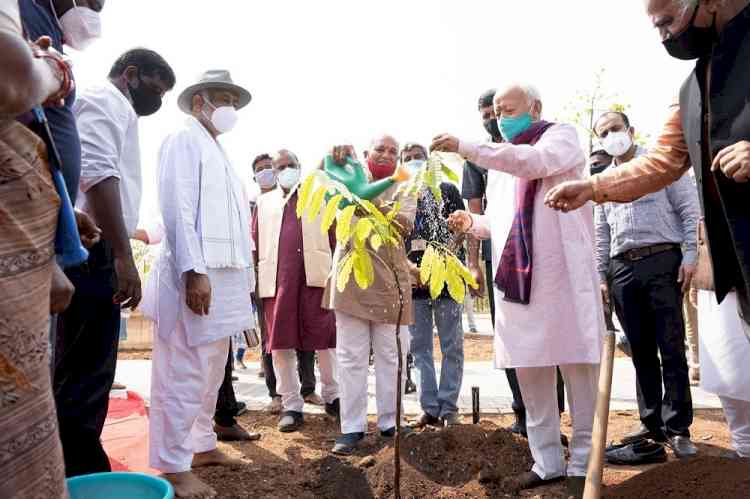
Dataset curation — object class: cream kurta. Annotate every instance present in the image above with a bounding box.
[141,117,255,347]
[460,124,604,369]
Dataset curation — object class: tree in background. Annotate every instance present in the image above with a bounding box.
[559,67,650,154]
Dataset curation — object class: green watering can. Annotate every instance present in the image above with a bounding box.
[323,155,410,204]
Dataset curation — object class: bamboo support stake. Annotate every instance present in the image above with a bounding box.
[583,331,616,499]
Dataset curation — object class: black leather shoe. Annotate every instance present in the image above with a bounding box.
[278,411,304,432]
[606,440,668,465]
[621,424,666,444]
[509,413,527,437]
[332,432,364,455]
[379,426,413,439]
[668,435,698,459]
[621,424,649,444]
[409,412,441,428]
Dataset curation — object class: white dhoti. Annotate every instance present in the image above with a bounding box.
[335,311,409,434]
[273,348,339,413]
[516,364,598,479]
[698,290,750,457]
[149,322,230,473]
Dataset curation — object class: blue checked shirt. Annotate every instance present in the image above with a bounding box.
[595,147,700,282]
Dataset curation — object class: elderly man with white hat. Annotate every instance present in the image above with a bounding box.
[142,69,257,499]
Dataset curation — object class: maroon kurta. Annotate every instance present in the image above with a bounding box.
[253,193,336,353]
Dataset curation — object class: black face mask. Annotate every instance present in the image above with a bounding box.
[128,74,163,116]
[662,4,716,60]
[483,118,501,141]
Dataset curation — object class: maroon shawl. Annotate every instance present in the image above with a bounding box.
[494,120,555,305]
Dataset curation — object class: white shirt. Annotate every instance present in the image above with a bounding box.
[140,117,255,347]
[74,81,141,236]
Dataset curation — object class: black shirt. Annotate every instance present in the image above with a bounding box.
[406,183,465,299]
[19,0,82,203]
[461,160,492,261]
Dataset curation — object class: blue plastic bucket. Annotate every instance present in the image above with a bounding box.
[67,472,174,499]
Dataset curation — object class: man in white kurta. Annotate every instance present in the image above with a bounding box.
[141,70,255,499]
[433,84,602,497]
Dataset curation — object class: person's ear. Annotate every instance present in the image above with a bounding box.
[124,65,139,87]
[532,100,542,120]
[191,93,204,114]
[629,126,636,138]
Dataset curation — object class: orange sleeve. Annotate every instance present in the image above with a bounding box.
[591,104,692,203]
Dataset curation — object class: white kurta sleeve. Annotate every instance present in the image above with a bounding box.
[458,124,585,180]
[158,130,206,275]
[468,214,491,240]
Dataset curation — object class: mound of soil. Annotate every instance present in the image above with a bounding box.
[604,456,750,499]
[305,422,535,498]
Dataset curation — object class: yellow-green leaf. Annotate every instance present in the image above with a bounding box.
[306,186,327,222]
[386,201,401,222]
[336,253,355,292]
[419,246,435,285]
[296,174,316,218]
[441,164,459,183]
[452,255,479,289]
[321,194,343,233]
[336,205,357,244]
[353,249,374,289]
[445,258,466,303]
[360,200,388,226]
[429,253,445,300]
[354,218,374,243]
[370,233,382,251]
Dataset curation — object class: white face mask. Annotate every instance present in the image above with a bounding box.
[202,97,239,134]
[601,130,633,158]
[255,169,277,190]
[277,168,301,190]
[57,0,102,51]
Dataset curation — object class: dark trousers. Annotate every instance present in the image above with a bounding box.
[263,349,316,399]
[215,341,240,427]
[54,242,120,477]
[485,260,565,415]
[609,248,692,437]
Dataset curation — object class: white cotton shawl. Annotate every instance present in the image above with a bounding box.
[193,119,252,269]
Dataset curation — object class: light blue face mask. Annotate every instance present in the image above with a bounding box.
[405,159,425,173]
[255,168,277,189]
[498,113,533,142]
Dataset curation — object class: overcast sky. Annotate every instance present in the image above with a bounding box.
[69,0,694,221]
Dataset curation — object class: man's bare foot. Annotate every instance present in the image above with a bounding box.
[162,471,216,499]
[192,448,245,468]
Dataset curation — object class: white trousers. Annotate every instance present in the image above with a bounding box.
[335,311,409,434]
[272,348,339,412]
[720,396,750,458]
[464,293,477,330]
[516,363,599,479]
[149,321,230,473]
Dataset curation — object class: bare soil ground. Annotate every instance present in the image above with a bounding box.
[188,409,746,498]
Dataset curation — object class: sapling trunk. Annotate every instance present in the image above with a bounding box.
[393,269,405,499]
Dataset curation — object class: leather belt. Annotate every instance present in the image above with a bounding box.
[615,243,680,262]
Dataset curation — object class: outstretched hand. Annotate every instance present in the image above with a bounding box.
[447,210,473,234]
[430,134,460,154]
[544,180,595,212]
